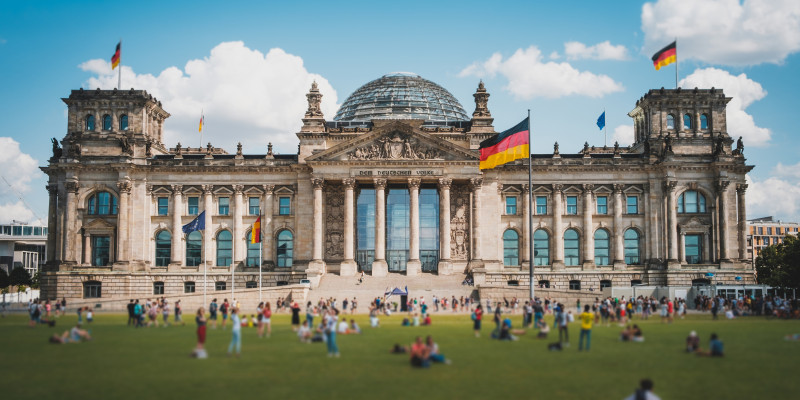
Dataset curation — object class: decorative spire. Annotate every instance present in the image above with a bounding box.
[267,142,273,156]
[305,81,323,118]
[472,80,491,118]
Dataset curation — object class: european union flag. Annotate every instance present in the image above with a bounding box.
[182,211,205,233]
[596,111,605,131]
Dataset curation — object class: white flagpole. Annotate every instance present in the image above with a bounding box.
[527,109,535,301]
[604,108,607,147]
[117,39,122,90]
[203,212,207,307]
[675,38,679,89]
[231,230,236,305]
[199,110,203,149]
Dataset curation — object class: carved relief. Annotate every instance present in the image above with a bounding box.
[324,182,344,260]
[347,132,443,160]
[450,183,470,260]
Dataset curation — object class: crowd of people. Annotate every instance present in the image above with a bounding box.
[693,294,800,319]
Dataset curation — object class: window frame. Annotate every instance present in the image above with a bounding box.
[83,281,102,298]
[566,196,578,215]
[102,114,112,131]
[184,281,196,293]
[700,114,708,130]
[684,234,703,264]
[276,229,293,267]
[85,114,95,131]
[666,114,675,130]
[624,229,641,265]
[249,197,260,216]
[88,192,118,216]
[157,197,169,216]
[569,280,581,290]
[215,281,227,291]
[278,197,291,215]
[216,230,233,267]
[626,195,638,214]
[155,230,171,267]
[153,281,165,295]
[186,231,202,266]
[533,229,550,266]
[593,229,610,266]
[683,113,692,130]
[502,229,519,266]
[564,229,580,266]
[218,197,230,216]
[677,190,706,214]
[188,196,200,216]
[119,114,129,131]
[535,196,547,215]
[505,196,517,215]
[246,231,261,268]
[596,196,608,215]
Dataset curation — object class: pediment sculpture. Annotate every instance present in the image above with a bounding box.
[347,132,443,161]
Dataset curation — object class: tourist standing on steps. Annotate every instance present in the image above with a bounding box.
[579,305,593,351]
[227,307,242,357]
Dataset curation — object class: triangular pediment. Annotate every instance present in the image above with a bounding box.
[306,121,479,163]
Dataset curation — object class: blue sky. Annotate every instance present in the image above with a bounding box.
[1,0,799,224]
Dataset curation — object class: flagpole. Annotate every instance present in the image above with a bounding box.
[117,39,122,90]
[231,230,236,306]
[604,108,607,147]
[527,109,535,301]
[200,110,203,149]
[675,38,678,89]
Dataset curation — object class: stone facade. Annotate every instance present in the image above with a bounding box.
[40,81,755,303]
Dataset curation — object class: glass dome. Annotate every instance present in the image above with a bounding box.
[333,73,470,122]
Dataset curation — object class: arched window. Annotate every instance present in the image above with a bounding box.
[276,230,293,267]
[683,113,692,130]
[533,229,550,266]
[216,230,232,266]
[155,230,171,267]
[246,231,260,267]
[186,231,202,266]
[102,114,112,130]
[624,229,641,264]
[564,229,580,266]
[666,114,675,129]
[502,229,519,266]
[594,229,610,266]
[88,192,118,215]
[119,114,129,130]
[85,115,95,131]
[700,114,708,130]
[677,190,706,213]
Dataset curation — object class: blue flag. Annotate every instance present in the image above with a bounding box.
[596,111,605,130]
[182,211,205,233]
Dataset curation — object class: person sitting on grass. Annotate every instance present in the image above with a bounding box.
[410,336,430,368]
[391,343,408,354]
[297,320,312,343]
[338,317,349,334]
[349,319,361,334]
[422,314,431,326]
[49,323,92,344]
[696,333,723,357]
[686,331,700,353]
[631,325,644,342]
[412,313,420,327]
[493,318,526,341]
[536,319,550,339]
[425,336,451,365]
[621,325,633,342]
[624,378,660,400]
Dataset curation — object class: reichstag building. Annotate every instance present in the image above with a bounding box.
[40,73,754,300]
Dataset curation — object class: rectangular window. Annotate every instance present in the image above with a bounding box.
[157,197,169,216]
[566,196,578,215]
[245,281,258,289]
[91,236,110,266]
[249,197,260,215]
[569,280,581,290]
[767,227,772,235]
[153,282,164,295]
[505,196,517,215]
[596,196,608,214]
[83,282,102,298]
[279,197,291,215]
[188,197,199,215]
[626,196,638,214]
[215,281,226,291]
[685,234,702,264]
[184,282,195,293]
[218,197,230,216]
[758,227,763,235]
[536,196,547,215]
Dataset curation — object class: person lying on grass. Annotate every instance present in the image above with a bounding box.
[49,323,91,344]
[492,318,526,341]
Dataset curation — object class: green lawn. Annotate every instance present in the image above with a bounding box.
[1,311,798,399]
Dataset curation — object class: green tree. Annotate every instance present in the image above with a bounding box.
[8,267,31,293]
[0,268,9,291]
[30,271,40,290]
[756,235,800,290]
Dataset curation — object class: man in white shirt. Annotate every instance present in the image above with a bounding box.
[624,379,660,400]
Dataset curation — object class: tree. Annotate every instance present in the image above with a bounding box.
[0,268,9,291]
[8,267,31,293]
[756,235,800,290]
[30,271,40,290]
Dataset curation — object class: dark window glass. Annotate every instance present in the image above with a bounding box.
[218,197,229,215]
[215,281,226,291]
[153,281,164,295]
[356,188,375,272]
[246,231,260,267]
[505,196,517,215]
[626,196,638,214]
[92,236,110,266]
[534,230,550,266]
[538,280,550,288]
[120,115,129,130]
[216,230,232,266]
[596,196,608,214]
[536,196,547,215]
[503,229,519,266]
[103,114,112,130]
[276,230,293,267]
[184,281,196,293]
[419,188,439,272]
[685,234,702,264]
[569,280,581,290]
[88,192,118,215]
[157,197,169,216]
[279,197,291,215]
[564,229,580,266]
[566,196,578,215]
[188,197,199,215]
[249,197,260,215]
[86,115,95,131]
[246,281,257,289]
[186,231,202,266]
[624,229,640,264]
[155,230,171,266]
[600,280,612,289]
[83,281,102,298]
[594,229,610,265]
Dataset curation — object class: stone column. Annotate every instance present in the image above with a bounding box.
[437,178,452,275]
[262,185,274,268]
[612,184,625,269]
[233,184,244,267]
[552,184,564,269]
[64,180,79,263]
[642,184,651,261]
[522,184,531,269]
[407,178,422,276]
[665,181,679,264]
[736,184,748,260]
[703,230,711,263]
[83,233,91,265]
[116,179,131,263]
[202,185,214,268]
[308,178,326,273]
[582,184,595,270]
[46,184,58,262]
[372,178,388,276]
[469,178,484,267]
[718,180,731,262]
[679,232,686,263]
[340,178,358,276]
[170,185,183,265]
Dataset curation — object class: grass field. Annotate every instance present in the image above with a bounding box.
[1,310,798,399]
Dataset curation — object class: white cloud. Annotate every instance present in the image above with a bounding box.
[746,174,800,222]
[0,201,38,225]
[642,0,800,65]
[612,125,634,145]
[458,46,624,99]
[0,137,43,225]
[773,161,800,180]
[79,41,339,153]
[679,68,770,147]
[564,41,628,60]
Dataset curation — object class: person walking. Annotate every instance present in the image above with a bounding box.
[227,307,242,357]
[291,302,301,332]
[261,302,272,338]
[579,305,593,352]
[220,299,229,329]
[473,304,483,337]
[208,298,218,329]
[324,309,340,358]
[194,307,208,359]
[175,300,184,326]
[127,300,136,326]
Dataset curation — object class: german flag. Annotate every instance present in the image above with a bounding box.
[479,117,529,170]
[652,41,676,71]
[111,42,121,70]
[250,216,261,244]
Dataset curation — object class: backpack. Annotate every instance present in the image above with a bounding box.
[470,312,476,321]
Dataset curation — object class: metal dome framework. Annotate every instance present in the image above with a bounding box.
[333,73,470,122]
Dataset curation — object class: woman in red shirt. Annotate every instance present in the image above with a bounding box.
[473,304,483,337]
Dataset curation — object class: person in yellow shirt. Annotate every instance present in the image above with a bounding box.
[579,305,593,351]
